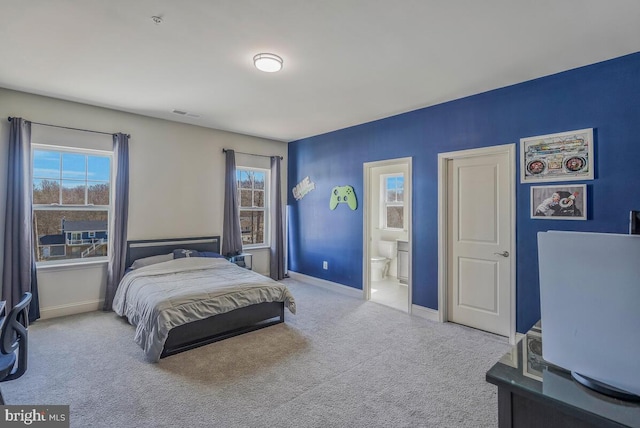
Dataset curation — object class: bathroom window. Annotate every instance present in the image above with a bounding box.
[382,174,404,230]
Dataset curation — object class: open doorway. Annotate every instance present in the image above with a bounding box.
[363,157,412,312]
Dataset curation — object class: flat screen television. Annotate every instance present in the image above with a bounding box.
[537,231,640,400]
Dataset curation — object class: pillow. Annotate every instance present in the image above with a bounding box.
[173,249,201,259]
[198,251,226,259]
[130,253,173,270]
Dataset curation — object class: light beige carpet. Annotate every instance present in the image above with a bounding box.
[2,278,510,427]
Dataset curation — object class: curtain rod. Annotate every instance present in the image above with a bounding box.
[223,148,283,160]
[7,117,131,138]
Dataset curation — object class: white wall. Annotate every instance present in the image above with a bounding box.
[0,88,288,318]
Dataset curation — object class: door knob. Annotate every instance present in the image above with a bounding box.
[494,251,509,257]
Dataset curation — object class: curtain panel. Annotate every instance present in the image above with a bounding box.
[222,149,243,257]
[104,133,129,310]
[2,118,40,321]
[269,156,285,280]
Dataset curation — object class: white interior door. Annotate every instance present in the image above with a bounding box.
[446,149,512,337]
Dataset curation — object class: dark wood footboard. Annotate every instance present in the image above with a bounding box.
[160,301,285,358]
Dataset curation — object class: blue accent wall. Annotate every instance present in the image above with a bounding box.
[287,52,640,333]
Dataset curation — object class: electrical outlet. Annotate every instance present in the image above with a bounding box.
[323,261,328,270]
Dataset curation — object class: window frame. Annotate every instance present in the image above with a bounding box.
[32,144,113,266]
[236,166,270,249]
[381,173,405,231]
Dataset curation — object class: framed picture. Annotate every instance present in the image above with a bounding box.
[520,128,593,183]
[522,329,543,381]
[531,184,587,220]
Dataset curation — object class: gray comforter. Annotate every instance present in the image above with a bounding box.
[112,257,296,362]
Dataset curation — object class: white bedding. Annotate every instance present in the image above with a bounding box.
[113,257,296,362]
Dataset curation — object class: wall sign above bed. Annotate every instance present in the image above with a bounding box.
[292,176,315,200]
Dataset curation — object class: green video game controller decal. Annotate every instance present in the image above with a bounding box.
[330,185,357,210]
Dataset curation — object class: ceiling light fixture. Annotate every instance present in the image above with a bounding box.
[151,15,163,25]
[253,53,283,73]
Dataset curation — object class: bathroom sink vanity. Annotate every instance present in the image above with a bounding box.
[397,240,409,284]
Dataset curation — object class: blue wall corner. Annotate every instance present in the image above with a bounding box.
[287,52,640,333]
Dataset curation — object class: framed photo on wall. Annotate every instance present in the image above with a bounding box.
[531,184,587,220]
[520,128,594,183]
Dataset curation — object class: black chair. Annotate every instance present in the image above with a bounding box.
[0,292,32,405]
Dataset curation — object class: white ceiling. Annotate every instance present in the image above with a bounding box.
[1,1,640,142]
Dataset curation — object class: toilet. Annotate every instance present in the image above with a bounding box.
[370,240,397,281]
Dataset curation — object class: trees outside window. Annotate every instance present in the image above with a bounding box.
[382,174,404,230]
[237,168,269,247]
[32,147,112,263]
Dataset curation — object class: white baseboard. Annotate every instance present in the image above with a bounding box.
[411,304,440,322]
[40,299,104,320]
[288,272,443,322]
[287,271,363,298]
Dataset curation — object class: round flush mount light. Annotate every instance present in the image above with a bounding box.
[253,53,283,73]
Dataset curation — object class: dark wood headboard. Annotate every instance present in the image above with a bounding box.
[125,236,221,268]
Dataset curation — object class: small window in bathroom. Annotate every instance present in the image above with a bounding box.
[382,174,404,230]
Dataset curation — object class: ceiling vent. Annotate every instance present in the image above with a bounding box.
[172,110,201,118]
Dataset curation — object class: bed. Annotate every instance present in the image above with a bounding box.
[112,236,295,362]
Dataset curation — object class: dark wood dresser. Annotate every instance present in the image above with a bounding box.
[486,322,640,428]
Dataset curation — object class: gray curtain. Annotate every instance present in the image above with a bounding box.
[269,156,285,280]
[104,133,129,310]
[2,118,40,322]
[222,150,243,257]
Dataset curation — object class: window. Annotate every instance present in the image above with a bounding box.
[32,146,112,263]
[382,174,404,229]
[237,168,269,247]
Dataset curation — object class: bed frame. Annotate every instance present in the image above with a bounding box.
[125,236,285,358]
